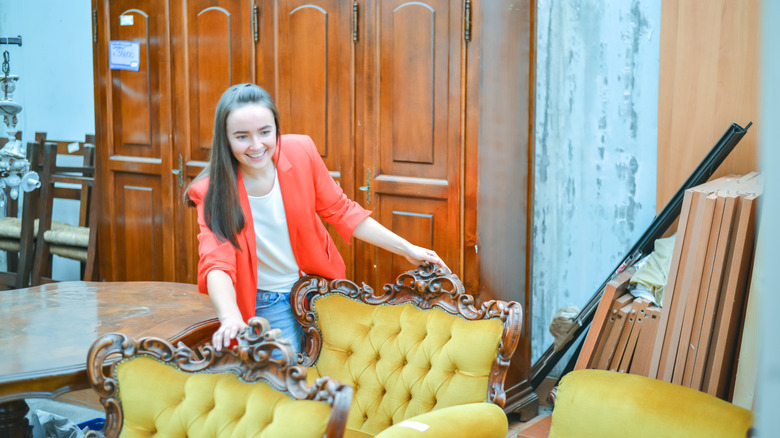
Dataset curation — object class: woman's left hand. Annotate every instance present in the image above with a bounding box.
[404,245,449,272]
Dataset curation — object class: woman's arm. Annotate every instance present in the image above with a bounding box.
[206,270,247,351]
[352,217,449,270]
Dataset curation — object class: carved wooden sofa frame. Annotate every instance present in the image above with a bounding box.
[291,263,523,437]
[86,317,353,438]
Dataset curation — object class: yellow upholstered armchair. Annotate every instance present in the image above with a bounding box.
[291,264,523,438]
[546,369,753,438]
[85,317,353,438]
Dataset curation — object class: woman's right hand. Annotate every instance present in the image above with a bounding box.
[212,315,248,351]
[205,270,247,351]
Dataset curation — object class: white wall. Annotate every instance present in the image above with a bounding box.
[532,0,661,364]
[755,0,780,435]
[0,0,95,280]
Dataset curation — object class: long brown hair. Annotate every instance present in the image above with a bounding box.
[186,84,281,248]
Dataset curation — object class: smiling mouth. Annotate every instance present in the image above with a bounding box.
[248,149,266,159]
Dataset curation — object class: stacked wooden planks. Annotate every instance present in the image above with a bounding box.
[575,173,762,401]
[575,266,662,375]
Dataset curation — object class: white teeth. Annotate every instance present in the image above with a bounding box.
[248,150,266,159]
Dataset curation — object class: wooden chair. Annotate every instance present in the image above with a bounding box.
[29,132,98,284]
[86,317,353,438]
[0,134,41,289]
[291,264,524,437]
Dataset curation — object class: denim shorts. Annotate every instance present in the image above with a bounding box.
[255,290,302,355]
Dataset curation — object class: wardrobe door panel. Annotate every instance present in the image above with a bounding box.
[109,6,159,158]
[186,0,254,162]
[111,172,166,280]
[274,0,356,278]
[359,0,462,287]
[96,0,175,281]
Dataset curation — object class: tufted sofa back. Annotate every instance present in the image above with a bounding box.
[116,357,333,437]
[86,317,353,438]
[310,295,503,434]
[292,265,523,437]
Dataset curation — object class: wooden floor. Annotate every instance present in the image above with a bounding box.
[505,376,557,437]
[506,407,553,437]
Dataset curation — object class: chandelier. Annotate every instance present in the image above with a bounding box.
[0,49,40,209]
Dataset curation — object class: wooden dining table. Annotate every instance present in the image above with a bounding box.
[0,281,219,437]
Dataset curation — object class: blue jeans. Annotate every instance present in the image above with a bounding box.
[255,290,302,356]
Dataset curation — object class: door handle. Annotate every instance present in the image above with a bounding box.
[171,154,184,187]
[358,169,371,205]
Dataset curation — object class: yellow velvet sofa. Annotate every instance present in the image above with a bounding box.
[86,317,353,438]
[291,264,524,438]
[547,369,753,438]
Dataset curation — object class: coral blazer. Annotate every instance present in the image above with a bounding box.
[188,134,371,322]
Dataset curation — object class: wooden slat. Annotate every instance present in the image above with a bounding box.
[653,176,733,381]
[604,300,636,371]
[672,192,718,385]
[683,193,728,389]
[657,188,708,381]
[588,291,632,370]
[689,193,738,390]
[648,189,695,378]
[618,298,651,373]
[597,301,632,370]
[610,299,642,372]
[630,305,661,377]
[703,194,758,398]
[575,267,635,370]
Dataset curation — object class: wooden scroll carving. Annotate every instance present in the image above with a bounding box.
[85,317,352,438]
[291,263,523,408]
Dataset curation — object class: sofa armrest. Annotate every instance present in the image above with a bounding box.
[549,370,753,438]
[372,403,507,438]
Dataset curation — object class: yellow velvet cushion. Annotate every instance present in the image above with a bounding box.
[371,402,508,438]
[115,356,333,438]
[310,295,504,436]
[549,369,753,438]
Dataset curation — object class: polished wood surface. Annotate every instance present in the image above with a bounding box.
[356,0,463,289]
[657,0,759,211]
[0,281,216,402]
[476,0,536,420]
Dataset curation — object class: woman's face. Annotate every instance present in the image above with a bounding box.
[226,103,277,176]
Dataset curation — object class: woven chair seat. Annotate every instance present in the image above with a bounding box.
[0,218,71,239]
[43,226,89,248]
[0,239,20,252]
[0,217,89,261]
[49,245,88,262]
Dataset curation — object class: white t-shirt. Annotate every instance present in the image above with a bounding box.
[247,171,301,291]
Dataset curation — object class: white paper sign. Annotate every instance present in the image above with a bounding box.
[120,15,134,26]
[109,40,141,71]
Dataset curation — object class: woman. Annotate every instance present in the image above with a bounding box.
[187,84,447,352]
